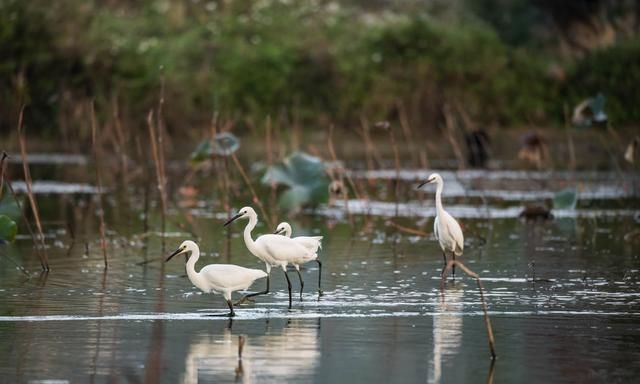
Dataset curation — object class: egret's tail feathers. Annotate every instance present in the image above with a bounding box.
[252,269,269,279]
[312,236,323,250]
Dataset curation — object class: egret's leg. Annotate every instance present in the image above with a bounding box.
[316,260,323,296]
[295,267,304,301]
[452,253,456,279]
[283,269,293,309]
[226,299,236,317]
[235,274,270,305]
[441,251,448,276]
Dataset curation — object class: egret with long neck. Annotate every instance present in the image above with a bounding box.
[418,173,464,278]
[224,206,315,308]
[274,222,323,300]
[166,240,267,317]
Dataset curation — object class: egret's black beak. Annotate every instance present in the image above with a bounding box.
[223,212,243,226]
[166,247,184,262]
[274,228,283,234]
[418,178,434,189]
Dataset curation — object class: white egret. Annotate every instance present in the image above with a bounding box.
[418,173,464,277]
[166,240,267,317]
[274,222,323,299]
[224,206,316,308]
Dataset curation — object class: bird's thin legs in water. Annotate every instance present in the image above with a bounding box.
[235,274,270,305]
[295,268,304,301]
[206,299,236,317]
[316,260,323,296]
[283,269,293,309]
[226,299,236,317]
[441,252,448,277]
[452,253,456,279]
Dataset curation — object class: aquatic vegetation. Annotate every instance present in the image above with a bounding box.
[262,152,330,211]
[0,215,17,244]
[553,187,578,210]
[190,132,241,165]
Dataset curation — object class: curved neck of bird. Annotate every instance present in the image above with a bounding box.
[434,180,444,215]
[284,227,291,237]
[185,247,205,286]
[243,213,260,257]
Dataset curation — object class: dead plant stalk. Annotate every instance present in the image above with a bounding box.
[441,259,496,360]
[17,106,49,270]
[90,101,109,268]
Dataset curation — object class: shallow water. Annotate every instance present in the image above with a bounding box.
[1,159,639,383]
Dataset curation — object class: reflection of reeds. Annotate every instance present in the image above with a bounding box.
[90,101,109,268]
[17,106,49,271]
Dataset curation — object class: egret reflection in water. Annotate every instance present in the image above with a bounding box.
[181,319,320,383]
[429,285,463,384]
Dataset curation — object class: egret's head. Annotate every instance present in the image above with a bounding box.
[274,222,291,236]
[418,173,442,189]
[223,206,255,226]
[166,240,197,262]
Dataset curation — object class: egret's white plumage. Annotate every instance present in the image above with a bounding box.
[419,173,464,276]
[166,240,267,317]
[274,222,324,298]
[224,206,315,307]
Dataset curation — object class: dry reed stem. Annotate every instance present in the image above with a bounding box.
[111,96,130,183]
[0,152,7,195]
[396,100,421,167]
[17,106,49,270]
[4,174,41,265]
[0,153,30,276]
[147,110,168,250]
[441,259,497,360]
[387,126,401,218]
[90,101,108,268]
[563,104,576,171]
[230,153,273,228]
[443,104,466,170]
[386,220,429,237]
[265,116,278,226]
[328,125,365,208]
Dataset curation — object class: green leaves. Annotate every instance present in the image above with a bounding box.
[189,132,241,165]
[0,215,17,244]
[262,152,329,211]
[0,185,21,221]
[553,188,578,210]
[0,186,20,244]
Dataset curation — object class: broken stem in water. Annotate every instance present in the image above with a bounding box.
[90,101,109,268]
[17,106,49,271]
[441,259,497,360]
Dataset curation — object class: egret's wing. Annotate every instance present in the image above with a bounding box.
[257,234,313,262]
[444,216,464,256]
[433,216,440,241]
[294,236,323,252]
[199,264,266,289]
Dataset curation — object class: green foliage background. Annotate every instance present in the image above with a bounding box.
[1,0,638,136]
